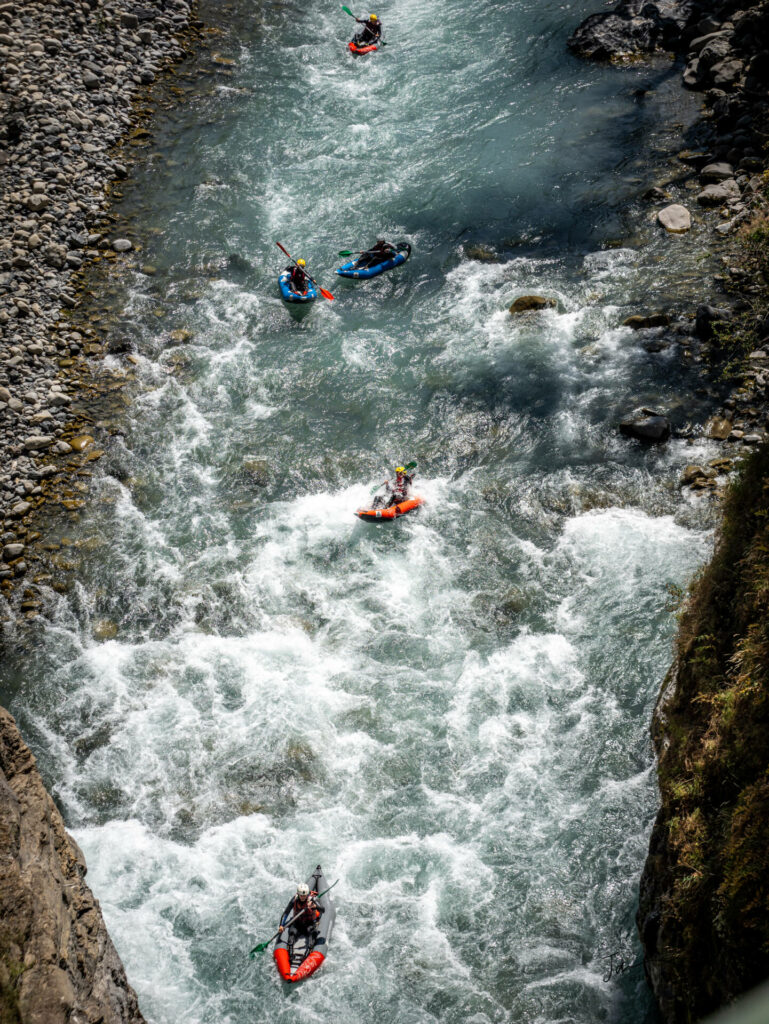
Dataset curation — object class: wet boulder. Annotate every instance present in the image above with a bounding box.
[696,179,739,205]
[623,312,671,329]
[509,295,556,314]
[658,204,691,233]
[699,162,734,182]
[619,409,671,443]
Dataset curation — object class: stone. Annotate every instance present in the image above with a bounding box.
[169,329,193,343]
[699,162,734,182]
[243,459,270,486]
[82,71,100,90]
[464,244,499,262]
[23,435,53,451]
[623,313,670,330]
[93,618,119,640]
[2,544,24,560]
[695,304,732,341]
[742,433,763,444]
[619,412,671,444]
[11,501,31,516]
[711,59,743,86]
[509,295,556,314]
[705,416,732,440]
[68,435,95,452]
[696,180,740,205]
[112,238,133,252]
[680,464,715,486]
[658,204,690,233]
[25,194,49,212]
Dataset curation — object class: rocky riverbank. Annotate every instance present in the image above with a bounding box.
[570,0,769,475]
[569,1,769,1019]
[0,0,200,1018]
[0,0,198,601]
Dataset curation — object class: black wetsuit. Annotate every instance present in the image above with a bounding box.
[358,241,396,268]
[286,265,309,292]
[280,896,323,937]
[355,19,382,45]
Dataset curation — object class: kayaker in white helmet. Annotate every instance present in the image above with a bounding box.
[278,882,323,937]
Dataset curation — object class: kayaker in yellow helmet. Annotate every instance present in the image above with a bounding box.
[285,257,309,294]
[354,12,382,46]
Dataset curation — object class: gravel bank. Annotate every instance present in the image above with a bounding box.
[0,0,197,596]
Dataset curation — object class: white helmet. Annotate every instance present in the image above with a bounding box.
[296,883,310,898]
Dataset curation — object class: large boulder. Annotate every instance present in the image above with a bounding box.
[658,204,691,233]
[568,0,695,59]
[696,180,740,205]
[619,409,671,443]
[699,162,734,182]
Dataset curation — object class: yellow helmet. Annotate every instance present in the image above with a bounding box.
[297,259,306,267]
[370,13,377,19]
[395,466,405,473]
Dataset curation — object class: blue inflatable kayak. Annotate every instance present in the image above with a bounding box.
[279,270,317,303]
[335,243,411,279]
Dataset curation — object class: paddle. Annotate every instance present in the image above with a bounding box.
[370,461,417,494]
[276,242,334,301]
[249,880,339,958]
[342,6,387,46]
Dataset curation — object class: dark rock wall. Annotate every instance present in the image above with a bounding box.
[637,445,769,1023]
[0,707,145,1024]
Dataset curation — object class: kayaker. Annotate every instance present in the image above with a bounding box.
[278,883,323,938]
[353,13,381,45]
[286,258,309,293]
[358,238,396,268]
[385,465,414,506]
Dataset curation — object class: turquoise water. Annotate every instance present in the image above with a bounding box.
[0,0,723,1021]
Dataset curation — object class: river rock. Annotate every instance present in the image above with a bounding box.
[69,435,95,452]
[2,544,24,561]
[699,162,734,182]
[658,204,691,233]
[705,416,732,439]
[695,304,732,341]
[509,295,556,314]
[23,435,53,451]
[619,410,671,443]
[243,459,270,486]
[711,59,743,86]
[623,313,671,329]
[696,180,740,205]
[112,238,133,253]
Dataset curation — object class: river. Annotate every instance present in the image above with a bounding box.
[1,0,722,1020]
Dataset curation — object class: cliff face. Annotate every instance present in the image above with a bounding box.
[0,707,145,1024]
[637,445,769,1022]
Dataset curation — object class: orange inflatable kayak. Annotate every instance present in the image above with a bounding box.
[356,496,424,522]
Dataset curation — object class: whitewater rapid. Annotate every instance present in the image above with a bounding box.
[0,0,723,1021]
